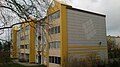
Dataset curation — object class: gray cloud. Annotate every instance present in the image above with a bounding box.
[68,0,120,36]
[0,0,120,39]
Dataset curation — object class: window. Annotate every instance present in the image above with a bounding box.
[57,26,60,33]
[25,44,29,49]
[54,42,56,48]
[55,26,57,33]
[25,35,29,40]
[25,45,27,49]
[50,42,53,48]
[51,56,54,63]
[49,56,61,64]
[49,43,51,48]
[20,44,29,49]
[55,57,57,63]
[56,41,60,48]
[57,57,61,64]
[51,27,54,34]
[20,45,24,49]
[49,56,52,62]
[48,11,60,22]
[26,54,29,62]
[49,26,60,34]
[20,36,25,40]
[48,29,51,34]
[25,26,29,30]
[49,41,60,49]
[53,27,55,34]
[20,53,24,58]
[38,35,41,41]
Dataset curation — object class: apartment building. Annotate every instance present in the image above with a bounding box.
[11,20,36,64]
[11,0,108,67]
[46,0,108,67]
[11,18,47,64]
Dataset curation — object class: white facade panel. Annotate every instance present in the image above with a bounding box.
[67,9,108,63]
[67,9,107,46]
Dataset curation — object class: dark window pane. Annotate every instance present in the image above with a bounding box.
[49,43,50,49]
[55,57,57,64]
[48,29,51,34]
[58,26,60,33]
[51,42,53,48]
[48,11,60,22]
[55,27,57,33]
[20,45,24,49]
[54,42,56,48]
[57,57,61,64]
[56,41,60,48]
[51,27,55,34]
[49,56,51,63]
[52,56,54,63]
[25,45,27,49]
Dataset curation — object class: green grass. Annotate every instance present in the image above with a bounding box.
[0,63,46,67]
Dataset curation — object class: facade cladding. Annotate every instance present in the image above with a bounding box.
[11,0,108,67]
[67,8,108,66]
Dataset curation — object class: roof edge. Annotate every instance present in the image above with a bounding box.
[66,7,106,17]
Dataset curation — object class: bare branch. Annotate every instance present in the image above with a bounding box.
[0,18,46,30]
[0,5,25,19]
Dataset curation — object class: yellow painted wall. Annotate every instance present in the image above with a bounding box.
[29,22,36,64]
[60,5,68,67]
[47,0,61,15]
[11,27,18,58]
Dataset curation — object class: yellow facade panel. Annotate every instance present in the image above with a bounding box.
[60,5,68,67]
[29,22,36,64]
[11,27,18,58]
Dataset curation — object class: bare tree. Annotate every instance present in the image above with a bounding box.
[0,0,51,65]
[0,0,52,32]
[0,0,50,19]
[0,0,51,43]
[0,0,71,65]
[0,0,72,30]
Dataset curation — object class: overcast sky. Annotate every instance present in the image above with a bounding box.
[68,0,120,36]
[0,0,120,40]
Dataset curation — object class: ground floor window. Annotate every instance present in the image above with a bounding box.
[49,56,61,64]
[26,54,29,62]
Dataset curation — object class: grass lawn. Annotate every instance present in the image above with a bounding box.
[0,63,46,67]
